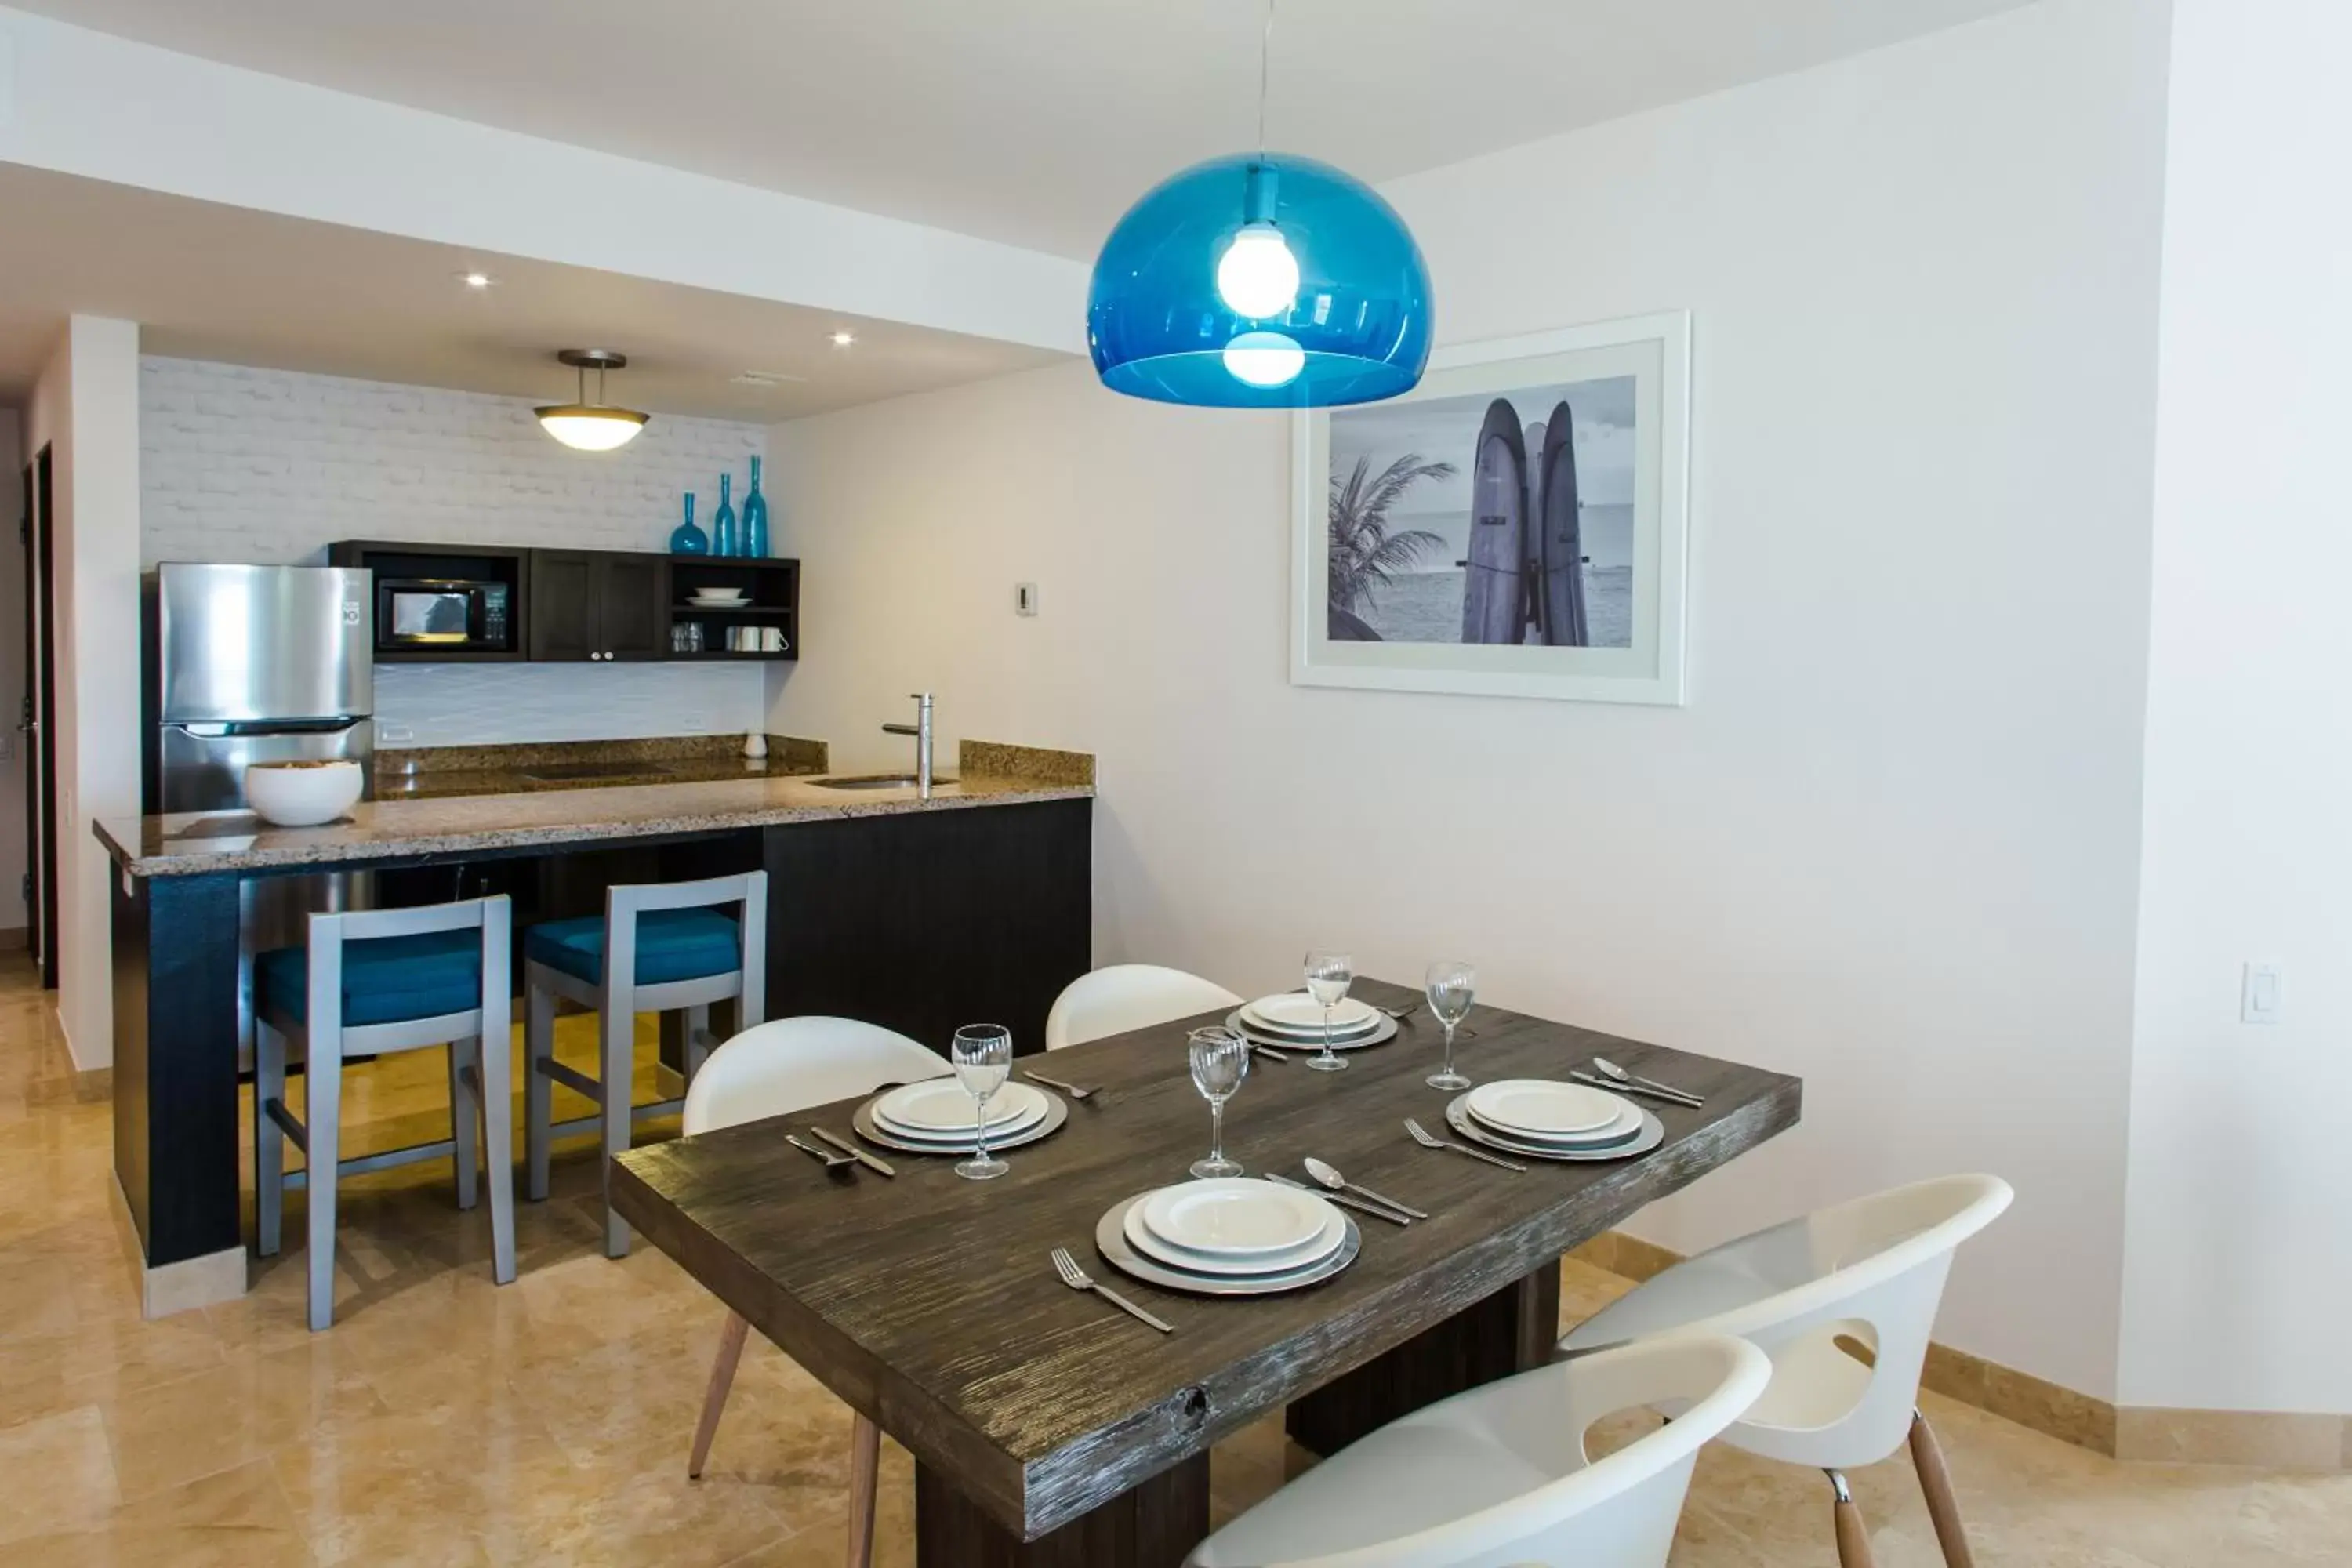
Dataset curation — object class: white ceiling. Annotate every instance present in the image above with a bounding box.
[0,164,1064,416]
[18,0,2034,258]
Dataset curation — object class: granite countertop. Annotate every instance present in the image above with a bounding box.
[97,739,1096,877]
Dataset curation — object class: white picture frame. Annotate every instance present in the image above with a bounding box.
[1290,310,1691,705]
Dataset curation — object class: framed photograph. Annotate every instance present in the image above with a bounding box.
[1290,310,1690,705]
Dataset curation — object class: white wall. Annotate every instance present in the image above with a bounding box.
[34,318,143,1071]
[0,408,26,939]
[2118,0,2352,1415]
[141,358,768,746]
[768,0,2173,1399]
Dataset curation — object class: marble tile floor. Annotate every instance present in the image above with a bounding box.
[0,953,2339,1565]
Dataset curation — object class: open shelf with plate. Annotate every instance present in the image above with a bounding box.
[668,557,800,661]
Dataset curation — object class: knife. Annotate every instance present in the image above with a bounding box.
[1267,1171,1411,1225]
[811,1125,895,1178]
[1569,1070,1702,1108]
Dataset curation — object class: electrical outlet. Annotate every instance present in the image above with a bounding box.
[1015,582,1040,617]
[2241,961,2284,1025]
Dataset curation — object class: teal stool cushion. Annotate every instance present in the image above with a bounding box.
[257,928,485,1029]
[525,908,742,989]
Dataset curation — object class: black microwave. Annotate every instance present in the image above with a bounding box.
[377,577,512,653]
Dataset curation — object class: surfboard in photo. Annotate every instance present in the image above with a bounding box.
[1537,401,1589,646]
[1461,399,1529,644]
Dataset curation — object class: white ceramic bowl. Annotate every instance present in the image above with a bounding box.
[245,760,363,827]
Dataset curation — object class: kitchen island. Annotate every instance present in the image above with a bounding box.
[94,742,1094,1313]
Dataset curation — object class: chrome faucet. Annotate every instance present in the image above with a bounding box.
[882,692,935,799]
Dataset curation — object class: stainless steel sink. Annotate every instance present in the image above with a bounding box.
[811,773,955,791]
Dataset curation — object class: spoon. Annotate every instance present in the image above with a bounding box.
[1590,1056,1703,1106]
[1301,1157,1427,1221]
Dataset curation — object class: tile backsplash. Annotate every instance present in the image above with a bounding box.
[140,356,773,746]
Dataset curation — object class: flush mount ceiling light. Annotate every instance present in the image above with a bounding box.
[535,349,649,452]
[1087,0,1432,409]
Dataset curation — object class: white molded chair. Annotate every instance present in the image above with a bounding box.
[681,1016,951,1568]
[255,895,515,1331]
[1188,1335,1770,1568]
[523,870,768,1258]
[1044,964,1242,1051]
[1559,1174,2014,1568]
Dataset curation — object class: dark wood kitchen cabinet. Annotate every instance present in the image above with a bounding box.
[527,550,670,662]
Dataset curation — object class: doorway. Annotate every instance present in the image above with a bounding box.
[21,446,56,989]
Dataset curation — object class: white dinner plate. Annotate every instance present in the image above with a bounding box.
[1225,1012,1399,1054]
[873,1098,1049,1145]
[872,1078,1044,1135]
[1123,1199,1345,1276]
[1138,1178,1333,1258]
[1245,993,1381,1033]
[1469,1105,1642,1149]
[1464,1080,1628,1138]
[852,1088,1066,1156]
[1096,1193,1361,1297]
[1445,1095,1668,1163]
[1239,1006,1381,1041]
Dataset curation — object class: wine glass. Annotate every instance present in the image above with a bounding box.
[1425,960,1477,1091]
[1187,1026,1250,1178]
[1302,949,1355,1073]
[950,1024,1013,1181]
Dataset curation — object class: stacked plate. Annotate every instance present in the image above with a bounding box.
[850,1076,1067,1155]
[1096,1178,1361,1296]
[688,588,750,608]
[1226,993,1398,1052]
[1443,1080,1666,1163]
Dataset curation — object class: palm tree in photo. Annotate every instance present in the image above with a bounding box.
[1329,453,1455,635]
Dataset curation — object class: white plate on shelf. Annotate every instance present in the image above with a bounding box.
[1097,1193,1360,1297]
[1464,1080,1628,1138]
[1245,993,1380,1033]
[872,1078,1044,1136]
[1137,1178,1334,1258]
[1123,1199,1344,1276]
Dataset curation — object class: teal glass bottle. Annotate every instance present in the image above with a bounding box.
[669,492,708,555]
[711,472,739,557]
[742,456,770,557]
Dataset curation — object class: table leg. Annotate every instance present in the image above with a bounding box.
[914,1452,1208,1568]
[1285,1256,1562,1457]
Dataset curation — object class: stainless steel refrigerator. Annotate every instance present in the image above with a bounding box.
[145,563,376,1067]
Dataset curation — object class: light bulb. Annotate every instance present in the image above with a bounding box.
[1222,332,1305,389]
[1216,224,1300,318]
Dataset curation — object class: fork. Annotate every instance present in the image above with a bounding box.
[1405,1116,1528,1173]
[1380,1002,1423,1022]
[1050,1247,1173,1334]
[1021,1069,1094,1102]
[785,1133,855,1170]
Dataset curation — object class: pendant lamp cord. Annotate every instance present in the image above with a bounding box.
[1257,0,1274,156]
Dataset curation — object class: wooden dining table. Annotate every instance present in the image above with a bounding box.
[610,978,1802,1566]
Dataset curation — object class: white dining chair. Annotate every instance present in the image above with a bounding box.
[680,1015,952,1568]
[1187,1334,1769,1567]
[1558,1174,2015,1568]
[1044,964,1242,1051]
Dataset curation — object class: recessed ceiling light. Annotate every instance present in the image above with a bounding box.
[829,330,856,347]
[731,370,807,388]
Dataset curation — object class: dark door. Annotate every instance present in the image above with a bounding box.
[597,554,670,661]
[525,550,600,662]
[30,448,56,989]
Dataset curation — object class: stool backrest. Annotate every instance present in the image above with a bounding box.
[605,869,767,1020]
[684,1015,950,1136]
[307,895,510,1047]
[1044,964,1242,1051]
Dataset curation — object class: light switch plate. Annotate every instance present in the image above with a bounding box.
[2241,960,2284,1025]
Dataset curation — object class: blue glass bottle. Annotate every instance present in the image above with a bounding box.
[742,456,770,557]
[669,492,708,555]
[710,472,738,557]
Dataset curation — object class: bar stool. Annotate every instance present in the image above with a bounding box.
[254,895,516,1332]
[523,870,767,1256]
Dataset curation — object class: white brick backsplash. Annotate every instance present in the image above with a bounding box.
[140,358,772,747]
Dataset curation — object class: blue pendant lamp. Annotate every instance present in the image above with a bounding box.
[1087,7,1432,408]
